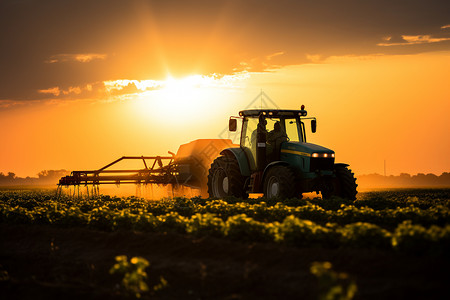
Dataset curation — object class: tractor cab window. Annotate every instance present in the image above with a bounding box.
[242,117,259,149]
[241,116,303,170]
[266,117,301,143]
[241,117,259,170]
[285,118,301,142]
[265,118,279,133]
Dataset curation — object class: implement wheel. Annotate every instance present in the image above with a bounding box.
[322,165,358,200]
[207,155,247,198]
[263,165,296,199]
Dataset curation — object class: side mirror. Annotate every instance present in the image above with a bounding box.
[229,118,237,132]
[311,119,317,133]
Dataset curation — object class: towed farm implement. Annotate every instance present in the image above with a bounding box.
[57,139,234,198]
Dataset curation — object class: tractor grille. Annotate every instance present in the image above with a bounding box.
[310,157,334,172]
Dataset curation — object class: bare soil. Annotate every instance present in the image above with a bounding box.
[0,223,449,299]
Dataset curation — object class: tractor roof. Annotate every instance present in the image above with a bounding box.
[239,109,307,117]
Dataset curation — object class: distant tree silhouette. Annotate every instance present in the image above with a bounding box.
[1,170,449,188]
[358,172,450,188]
[0,170,69,186]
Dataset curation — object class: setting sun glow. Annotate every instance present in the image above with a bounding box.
[0,0,449,179]
[122,74,249,124]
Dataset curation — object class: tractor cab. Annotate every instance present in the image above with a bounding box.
[209,106,357,200]
[234,108,315,172]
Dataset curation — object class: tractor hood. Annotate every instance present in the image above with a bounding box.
[281,142,334,157]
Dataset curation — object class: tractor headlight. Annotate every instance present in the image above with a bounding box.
[312,153,335,158]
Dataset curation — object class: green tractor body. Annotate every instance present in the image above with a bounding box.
[207,108,358,199]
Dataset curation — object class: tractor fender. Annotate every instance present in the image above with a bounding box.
[334,163,350,168]
[220,148,251,177]
[261,161,290,185]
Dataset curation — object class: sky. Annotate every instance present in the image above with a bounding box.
[0,0,449,178]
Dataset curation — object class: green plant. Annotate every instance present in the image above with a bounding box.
[186,213,225,237]
[109,255,167,298]
[310,261,357,300]
[0,264,9,282]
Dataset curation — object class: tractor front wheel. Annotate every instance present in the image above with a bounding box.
[207,155,247,198]
[263,165,296,199]
[322,165,358,200]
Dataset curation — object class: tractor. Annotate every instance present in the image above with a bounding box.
[58,106,357,200]
[207,106,358,199]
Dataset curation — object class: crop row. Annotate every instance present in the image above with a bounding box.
[1,194,449,229]
[1,201,449,255]
[2,188,450,210]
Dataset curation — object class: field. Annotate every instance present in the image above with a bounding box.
[1,188,449,299]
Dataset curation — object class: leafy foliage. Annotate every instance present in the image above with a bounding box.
[310,261,357,300]
[109,255,167,298]
[1,189,449,253]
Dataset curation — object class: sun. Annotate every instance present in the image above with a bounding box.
[134,75,210,122]
[158,75,209,111]
[128,73,248,125]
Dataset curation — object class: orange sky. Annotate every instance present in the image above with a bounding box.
[0,0,449,178]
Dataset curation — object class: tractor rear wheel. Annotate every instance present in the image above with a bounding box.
[263,165,296,199]
[322,165,358,200]
[207,155,247,198]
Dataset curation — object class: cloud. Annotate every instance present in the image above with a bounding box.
[266,52,285,61]
[38,87,61,96]
[233,52,287,72]
[103,79,164,94]
[45,53,107,64]
[379,24,450,46]
[0,100,27,109]
[1,0,449,101]
[29,73,250,104]
[35,80,164,102]
[104,73,250,98]
[378,35,450,46]
[36,82,105,101]
[306,54,322,63]
[38,85,87,97]
[403,35,450,44]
